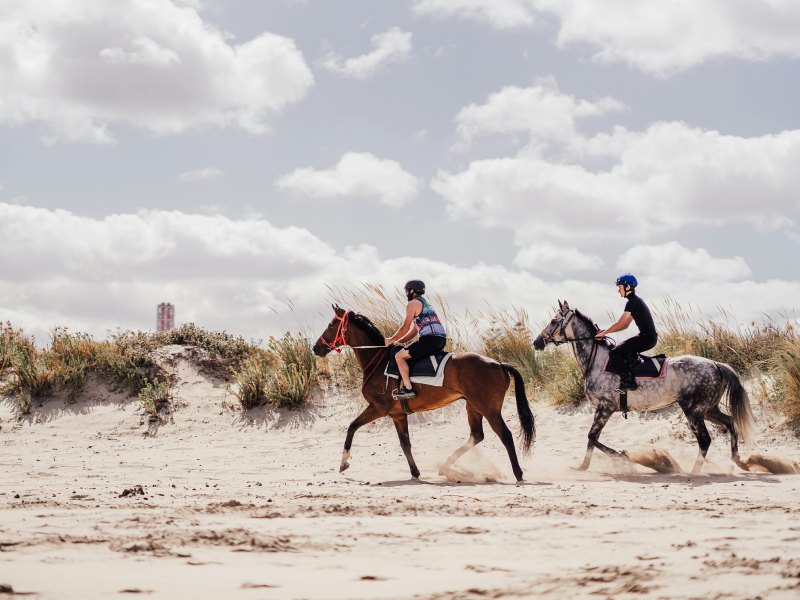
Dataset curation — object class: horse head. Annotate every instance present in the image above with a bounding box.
[313,304,348,357]
[533,300,573,350]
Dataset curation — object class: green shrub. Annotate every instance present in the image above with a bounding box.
[138,378,171,417]
[230,350,275,409]
[263,332,318,408]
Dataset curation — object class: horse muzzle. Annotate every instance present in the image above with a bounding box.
[533,335,546,351]
[312,341,331,357]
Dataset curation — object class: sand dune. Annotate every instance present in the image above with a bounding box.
[1,347,799,599]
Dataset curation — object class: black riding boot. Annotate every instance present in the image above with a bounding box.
[617,355,640,391]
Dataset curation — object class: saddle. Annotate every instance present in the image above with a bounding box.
[604,353,668,419]
[384,345,452,386]
[604,354,668,379]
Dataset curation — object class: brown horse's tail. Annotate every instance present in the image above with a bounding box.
[501,363,536,454]
[716,362,756,443]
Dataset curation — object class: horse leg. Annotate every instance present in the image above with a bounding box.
[577,404,623,470]
[392,415,421,480]
[442,406,484,471]
[485,411,524,484]
[340,404,382,473]
[705,407,747,470]
[681,409,712,474]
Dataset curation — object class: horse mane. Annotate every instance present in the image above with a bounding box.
[574,308,614,349]
[348,311,386,346]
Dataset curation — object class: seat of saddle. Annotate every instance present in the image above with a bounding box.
[604,354,668,379]
[384,345,453,386]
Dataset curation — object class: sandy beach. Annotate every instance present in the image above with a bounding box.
[2,347,799,599]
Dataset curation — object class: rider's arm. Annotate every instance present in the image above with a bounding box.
[385,301,421,345]
[596,312,633,337]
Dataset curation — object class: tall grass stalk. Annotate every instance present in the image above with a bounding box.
[769,338,800,429]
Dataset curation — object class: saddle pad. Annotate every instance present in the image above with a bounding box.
[384,346,453,387]
[604,354,668,379]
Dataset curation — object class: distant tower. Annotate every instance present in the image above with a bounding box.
[157,303,175,332]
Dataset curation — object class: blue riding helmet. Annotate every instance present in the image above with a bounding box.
[615,273,638,288]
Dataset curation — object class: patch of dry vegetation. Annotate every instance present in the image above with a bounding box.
[4,289,800,427]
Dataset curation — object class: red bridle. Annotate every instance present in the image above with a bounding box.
[318,311,350,353]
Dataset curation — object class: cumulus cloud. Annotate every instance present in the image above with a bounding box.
[454,76,623,149]
[319,27,412,79]
[275,152,422,207]
[0,0,314,143]
[0,202,794,346]
[433,118,800,247]
[414,0,800,75]
[538,0,800,76]
[617,242,752,283]
[515,243,603,273]
[178,167,225,182]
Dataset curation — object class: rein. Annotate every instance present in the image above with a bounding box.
[543,309,603,379]
[318,310,390,384]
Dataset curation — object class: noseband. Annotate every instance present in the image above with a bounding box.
[318,311,350,353]
[540,309,602,379]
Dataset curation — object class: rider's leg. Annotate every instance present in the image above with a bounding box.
[395,349,412,389]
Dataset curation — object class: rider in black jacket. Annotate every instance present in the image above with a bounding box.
[595,274,658,391]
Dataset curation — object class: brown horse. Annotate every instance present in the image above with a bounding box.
[313,306,535,483]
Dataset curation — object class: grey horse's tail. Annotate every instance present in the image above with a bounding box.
[501,363,536,454]
[716,362,756,443]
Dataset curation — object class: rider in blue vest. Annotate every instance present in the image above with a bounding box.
[595,274,658,391]
[385,280,447,400]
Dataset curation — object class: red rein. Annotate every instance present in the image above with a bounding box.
[319,311,349,353]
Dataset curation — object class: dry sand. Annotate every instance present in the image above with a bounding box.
[2,347,800,599]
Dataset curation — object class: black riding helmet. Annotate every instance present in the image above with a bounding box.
[404,280,425,295]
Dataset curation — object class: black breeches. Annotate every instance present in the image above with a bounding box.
[609,334,657,370]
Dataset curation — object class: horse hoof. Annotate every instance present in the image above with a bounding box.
[516,479,524,487]
[339,463,350,473]
[411,475,421,482]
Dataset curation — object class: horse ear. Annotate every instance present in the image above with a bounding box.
[562,300,570,311]
[557,299,563,310]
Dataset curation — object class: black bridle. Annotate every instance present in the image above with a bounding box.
[540,309,608,379]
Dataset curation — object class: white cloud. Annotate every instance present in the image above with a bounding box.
[454,76,623,149]
[515,243,603,273]
[414,0,800,76]
[537,0,800,76]
[412,0,538,30]
[319,27,412,79]
[433,116,800,248]
[617,242,752,283]
[178,167,225,182]
[0,0,314,144]
[0,202,795,346]
[275,152,422,207]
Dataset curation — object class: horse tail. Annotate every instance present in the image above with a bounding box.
[501,363,536,454]
[715,362,755,443]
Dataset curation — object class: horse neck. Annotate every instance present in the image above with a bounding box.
[346,326,386,371]
[567,318,607,373]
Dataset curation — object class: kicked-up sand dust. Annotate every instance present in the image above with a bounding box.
[1,346,799,599]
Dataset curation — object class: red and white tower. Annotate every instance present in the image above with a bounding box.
[157,303,175,332]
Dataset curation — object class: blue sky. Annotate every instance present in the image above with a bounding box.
[2,0,800,342]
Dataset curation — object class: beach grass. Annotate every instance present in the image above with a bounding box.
[3,291,800,425]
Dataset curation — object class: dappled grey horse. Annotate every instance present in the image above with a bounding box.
[533,301,755,473]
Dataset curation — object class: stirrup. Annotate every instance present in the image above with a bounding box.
[392,386,416,400]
